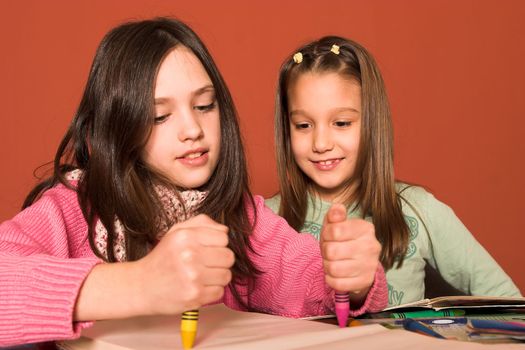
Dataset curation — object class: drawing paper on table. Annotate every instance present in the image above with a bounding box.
[57,304,525,350]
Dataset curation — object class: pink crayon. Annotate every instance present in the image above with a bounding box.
[335,291,350,328]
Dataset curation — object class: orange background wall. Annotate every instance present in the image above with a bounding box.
[0,1,523,293]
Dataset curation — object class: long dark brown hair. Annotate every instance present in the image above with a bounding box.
[275,36,409,269]
[23,17,259,300]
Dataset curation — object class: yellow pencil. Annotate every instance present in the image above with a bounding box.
[181,309,198,349]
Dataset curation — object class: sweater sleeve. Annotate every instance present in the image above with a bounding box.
[0,185,101,346]
[231,196,387,318]
[419,189,521,297]
[348,265,388,315]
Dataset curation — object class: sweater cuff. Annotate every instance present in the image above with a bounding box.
[348,264,388,316]
[3,255,101,345]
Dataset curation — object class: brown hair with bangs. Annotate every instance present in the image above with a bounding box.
[275,36,409,269]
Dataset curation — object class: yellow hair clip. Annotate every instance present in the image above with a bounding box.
[293,52,303,63]
[330,44,340,55]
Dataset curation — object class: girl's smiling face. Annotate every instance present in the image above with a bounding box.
[143,46,221,188]
[288,72,362,202]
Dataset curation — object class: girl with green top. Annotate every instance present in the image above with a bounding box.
[265,36,521,307]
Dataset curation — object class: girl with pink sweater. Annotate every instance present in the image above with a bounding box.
[0,17,387,347]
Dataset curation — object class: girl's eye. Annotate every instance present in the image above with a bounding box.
[334,120,352,127]
[154,114,170,124]
[295,122,311,130]
[194,101,217,112]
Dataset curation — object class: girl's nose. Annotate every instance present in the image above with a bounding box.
[177,111,204,142]
[312,127,334,153]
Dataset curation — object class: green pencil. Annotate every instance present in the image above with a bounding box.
[391,309,465,319]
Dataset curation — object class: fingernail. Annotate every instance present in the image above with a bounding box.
[330,206,345,221]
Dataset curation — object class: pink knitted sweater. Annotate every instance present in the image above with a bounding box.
[0,184,387,346]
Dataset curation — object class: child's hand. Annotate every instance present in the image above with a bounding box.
[320,204,381,298]
[137,214,234,315]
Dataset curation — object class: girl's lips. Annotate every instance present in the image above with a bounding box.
[177,151,209,166]
[311,158,343,171]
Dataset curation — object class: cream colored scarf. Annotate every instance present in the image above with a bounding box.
[66,169,206,262]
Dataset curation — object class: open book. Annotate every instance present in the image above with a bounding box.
[384,296,525,311]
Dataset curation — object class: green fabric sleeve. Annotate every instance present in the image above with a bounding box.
[413,188,521,297]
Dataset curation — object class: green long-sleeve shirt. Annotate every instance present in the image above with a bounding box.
[265,185,521,306]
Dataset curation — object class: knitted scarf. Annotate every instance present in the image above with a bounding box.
[66,169,206,262]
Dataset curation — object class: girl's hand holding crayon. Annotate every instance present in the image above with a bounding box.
[320,204,381,304]
[137,214,235,315]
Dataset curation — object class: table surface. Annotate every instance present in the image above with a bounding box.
[57,305,525,350]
